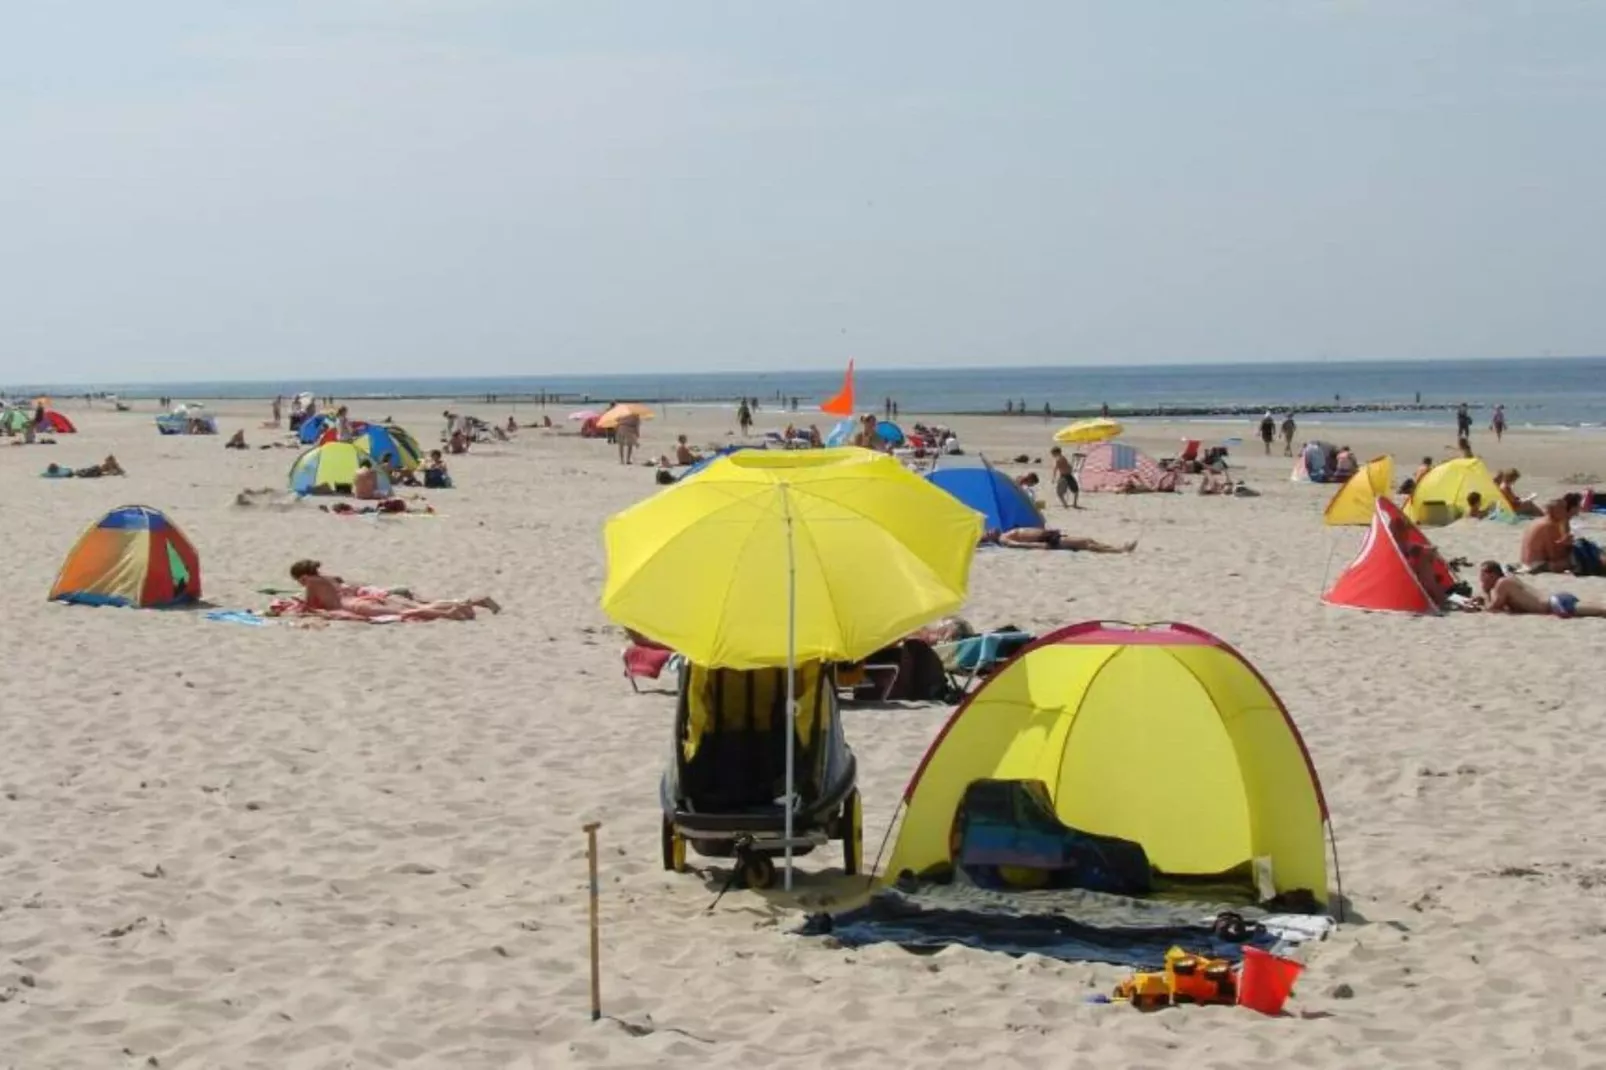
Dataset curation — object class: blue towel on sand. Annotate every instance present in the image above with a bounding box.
[205,610,270,627]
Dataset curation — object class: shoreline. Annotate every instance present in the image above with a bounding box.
[32,394,1591,432]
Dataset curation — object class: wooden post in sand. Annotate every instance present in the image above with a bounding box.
[583,822,602,1021]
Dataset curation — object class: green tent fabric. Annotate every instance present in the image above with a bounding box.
[1,409,28,433]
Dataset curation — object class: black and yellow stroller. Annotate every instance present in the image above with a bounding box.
[659,661,861,889]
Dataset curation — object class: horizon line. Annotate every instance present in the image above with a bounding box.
[6,352,1604,390]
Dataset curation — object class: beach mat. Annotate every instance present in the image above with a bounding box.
[797,882,1288,968]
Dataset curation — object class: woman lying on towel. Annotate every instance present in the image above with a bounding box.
[288,559,499,621]
[983,528,1137,554]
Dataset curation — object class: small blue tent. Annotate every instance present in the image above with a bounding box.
[876,420,906,447]
[926,459,1042,534]
[298,413,332,444]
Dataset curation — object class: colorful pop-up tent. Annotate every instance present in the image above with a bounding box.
[353,424,422,471]
[297,413,333,444]
[289,441,389,496]
[38,410,76,433]
[49,506,201,608]
[1405,457,1503,526]
[1075,442,1171,493]
[1324,497,1452,615]
[926,457,1041,534]
[885,621,1330,903]
[1324,456,1393,526]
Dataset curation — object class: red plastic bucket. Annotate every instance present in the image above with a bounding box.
[1237,946,1304,1015]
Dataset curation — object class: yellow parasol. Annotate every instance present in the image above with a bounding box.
[1053,417,1124,445]
[601,447,982,885]
[596,402,656,429]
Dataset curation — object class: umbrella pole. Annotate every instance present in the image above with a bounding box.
[783,484,797,892]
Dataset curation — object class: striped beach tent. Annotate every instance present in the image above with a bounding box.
[1075,441,1169,493]
[353,424,423,471]
[49,506,201,608]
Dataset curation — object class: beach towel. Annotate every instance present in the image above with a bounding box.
[205,610,271,627]
[795,882,1300,969]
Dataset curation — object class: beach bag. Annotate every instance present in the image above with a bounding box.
[1574,537,1603,577]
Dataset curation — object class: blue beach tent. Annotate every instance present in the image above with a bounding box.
[925,457,1042,533]
[298,413,333,444]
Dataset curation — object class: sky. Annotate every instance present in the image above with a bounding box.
[4,1,1605,383]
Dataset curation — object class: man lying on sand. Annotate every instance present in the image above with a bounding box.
[1477,561,1606,618]
[289,560,499,621]
[983,528,1137,554]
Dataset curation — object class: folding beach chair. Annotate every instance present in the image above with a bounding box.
[931,629,1035,694]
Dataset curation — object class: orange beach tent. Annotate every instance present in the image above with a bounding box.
[1323,498,1452,615]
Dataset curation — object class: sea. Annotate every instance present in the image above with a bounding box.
[8,357,1606,429]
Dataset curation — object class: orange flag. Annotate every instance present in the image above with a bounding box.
[820,359,855,416]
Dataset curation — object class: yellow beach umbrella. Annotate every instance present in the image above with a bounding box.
[596,402,656,429]
[1054,417,1124,445]
[601,447,983,886]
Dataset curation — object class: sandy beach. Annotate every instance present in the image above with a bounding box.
[5,397,1606,1069]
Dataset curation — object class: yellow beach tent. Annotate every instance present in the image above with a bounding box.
[885,621,1330,903]
[1324,456,1393,526]
[1404,457,1503,526]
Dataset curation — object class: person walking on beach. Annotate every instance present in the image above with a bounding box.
[616,409,641,465]
[1051,446,1079,509]
[736,399,752,436]
[1258,412,1275,455]
[1491,404,1507,442]
[884,397,892,419]
[1280,413,1297,456]
[271,396,282,427]
[1456,402,1472,442]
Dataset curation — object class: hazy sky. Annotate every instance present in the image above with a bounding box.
[5,1,1604,383]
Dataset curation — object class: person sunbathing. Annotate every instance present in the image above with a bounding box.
[1477,561,1606,618]
[1495,469,1543,517]
[63,454,125,478]
[984,528,1137,553]
[289,560,499,620]
[659,434,701,467]
[1198,468,1236,496]
[225,429,247,449]
[1520,500,1573,572]
[352,459,385,500]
